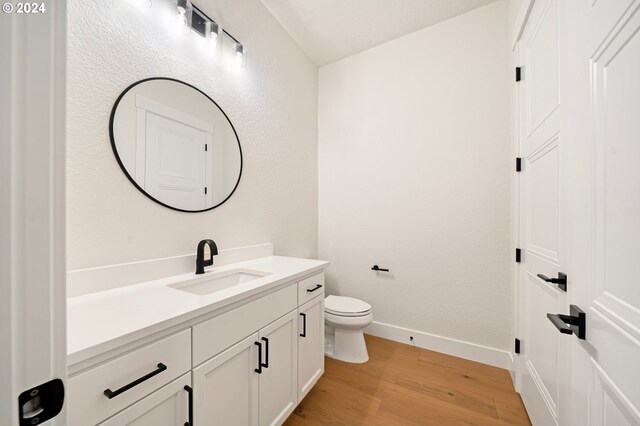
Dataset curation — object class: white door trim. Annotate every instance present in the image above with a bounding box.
[135,94,215,134]
[0,1,67,424]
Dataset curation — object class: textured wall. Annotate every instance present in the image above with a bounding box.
[67,0,318,270]
[318,1,511,350]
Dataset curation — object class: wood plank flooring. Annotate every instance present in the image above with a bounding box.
[285,335,530,426]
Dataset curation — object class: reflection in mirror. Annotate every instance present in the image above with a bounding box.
[110,78,242,212]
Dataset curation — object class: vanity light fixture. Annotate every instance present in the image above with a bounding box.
[181,1,244,65]
[130,0,245,66]
[205,21,220,47]
[235,42,245,68]
[173,0,192,29]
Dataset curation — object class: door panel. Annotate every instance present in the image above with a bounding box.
[588,2,640,421]
[525,0,559,135]
[517,0,565,424]
[145,112,207,210]
[193,333,259,426]
[560,0,640,425]
[527,138,560,260]
[259,311,297,426]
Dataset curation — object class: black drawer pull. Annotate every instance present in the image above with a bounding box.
[261,337,269,369]
[183,385,193,426]
[300,313,307,337]
[103,363,167,399]
[307,284,323,293]
[254,341,263,374]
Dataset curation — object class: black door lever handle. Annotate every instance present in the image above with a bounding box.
[546,313,574,335]
[547,305,586,339]
[372,265,389,272]
[537,272,567,292]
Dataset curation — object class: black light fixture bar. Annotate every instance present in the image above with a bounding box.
[191,4,240,44]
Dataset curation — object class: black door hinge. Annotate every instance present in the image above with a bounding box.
[515,67,522,82]
[18,379,65,426]
[516,157,522,172]
[204,187,208,194]
[205,144,208,151]
[515,338,521,354]
[516,248,522,263]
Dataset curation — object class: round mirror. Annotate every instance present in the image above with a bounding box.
[110,78,242,212]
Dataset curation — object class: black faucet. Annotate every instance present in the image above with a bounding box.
[195,239,218,274]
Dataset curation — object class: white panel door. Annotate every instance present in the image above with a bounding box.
[516,0,568,424]
[0,2,67,425]
[145,113,207,210]
[193,333,259,426]
[99,374,190,426]
[560,1,640,425]
[259,310,298,426]
[297,296,324,402]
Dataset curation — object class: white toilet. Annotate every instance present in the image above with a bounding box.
[324,295,373,363]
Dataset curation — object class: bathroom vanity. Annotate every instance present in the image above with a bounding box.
[66,252,327,426]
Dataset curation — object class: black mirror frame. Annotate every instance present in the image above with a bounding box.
[109,77,243,213]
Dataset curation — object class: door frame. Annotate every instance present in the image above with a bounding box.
[0,1,67,424]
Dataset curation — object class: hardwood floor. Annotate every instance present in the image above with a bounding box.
[285,335,530,426]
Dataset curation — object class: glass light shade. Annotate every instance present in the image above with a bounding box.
[206,21,220,49]
[173,0,192,30]
[234,42,245,68]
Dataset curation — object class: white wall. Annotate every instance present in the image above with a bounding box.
[67,0,318,271]
[319,1,512,352]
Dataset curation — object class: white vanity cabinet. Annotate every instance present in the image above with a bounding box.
[68,267,326,426]
[297,295,325,402]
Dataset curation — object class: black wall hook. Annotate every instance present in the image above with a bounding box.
[372,265,389,272]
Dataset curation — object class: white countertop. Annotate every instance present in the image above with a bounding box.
[67,255,328,366]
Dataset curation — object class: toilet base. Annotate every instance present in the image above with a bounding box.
[324,324,369,363]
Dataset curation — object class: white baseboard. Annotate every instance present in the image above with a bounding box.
[365,321,512,370]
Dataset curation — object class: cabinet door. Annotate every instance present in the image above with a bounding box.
[297,296,324,402]
[99,373,190,426]
[258,310,298,426]
[193,333,260,426]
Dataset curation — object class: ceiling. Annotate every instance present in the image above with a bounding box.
[260,0,499,66]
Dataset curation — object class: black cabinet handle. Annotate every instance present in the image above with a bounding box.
[103,363,167,399]
[300,313,307,337]
[537,272,567,292]
[307,284,323,293]
[254,341,263,374]
[547,305,586,340]
[261,337,269,369]
[372,265,389,272]
[183,385,193,426]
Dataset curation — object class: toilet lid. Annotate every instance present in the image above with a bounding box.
[325,295,371,316]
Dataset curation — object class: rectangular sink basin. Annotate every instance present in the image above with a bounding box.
[170,268,271,296]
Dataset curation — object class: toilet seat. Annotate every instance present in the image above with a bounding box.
[325,295,371,317]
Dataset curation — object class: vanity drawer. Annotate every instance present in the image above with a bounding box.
[192,283,297,366]
[298,272,325,305]
[68,329,191,426]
